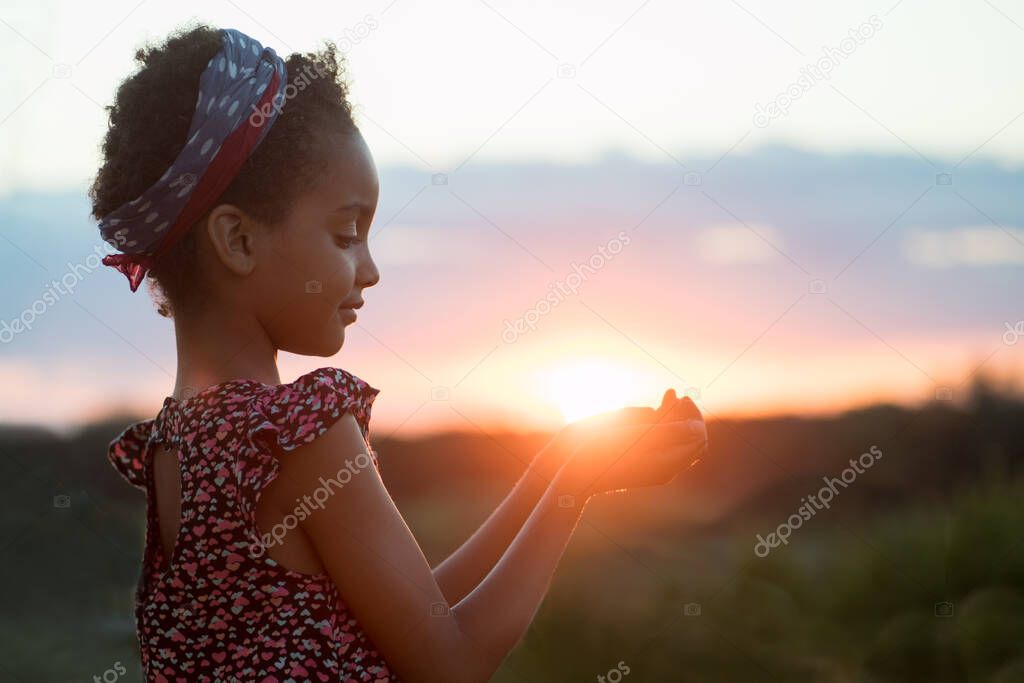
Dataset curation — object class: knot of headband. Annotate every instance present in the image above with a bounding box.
[98,28,289,292]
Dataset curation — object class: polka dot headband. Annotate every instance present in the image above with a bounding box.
[98,28,288,292]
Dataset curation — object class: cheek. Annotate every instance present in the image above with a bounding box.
[322,252,359,298]
[259,270,345,354]
[252,233,358,347]
[270,236,346,296]
[250,240,332,318]
[285,254,355,328]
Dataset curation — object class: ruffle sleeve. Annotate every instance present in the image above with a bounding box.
[248,367,379,449]
[107,419,157,492]
[236,367,381,540]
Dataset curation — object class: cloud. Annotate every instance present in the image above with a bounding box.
[906,226,1024,268]
[695,223,781,265]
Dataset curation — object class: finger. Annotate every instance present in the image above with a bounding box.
[654,397,691,424]
[666,396,702,422]
[653,389,677,421]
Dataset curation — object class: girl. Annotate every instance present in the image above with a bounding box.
[93,23,708,683]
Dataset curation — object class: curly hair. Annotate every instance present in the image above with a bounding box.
[88,22,358,318]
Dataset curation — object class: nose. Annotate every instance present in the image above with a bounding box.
[358,245,380,289]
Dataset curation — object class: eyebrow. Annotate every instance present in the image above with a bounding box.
[331,202,372,214]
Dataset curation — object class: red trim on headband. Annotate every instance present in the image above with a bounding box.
[103,66,284,293]
[101,252,157,292]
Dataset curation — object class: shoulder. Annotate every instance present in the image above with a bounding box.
[256,405,388,551]
[265,411,382,502]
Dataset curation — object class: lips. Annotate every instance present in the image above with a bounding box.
[339,299,362,324]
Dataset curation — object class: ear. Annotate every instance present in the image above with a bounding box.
[204,204,259,276]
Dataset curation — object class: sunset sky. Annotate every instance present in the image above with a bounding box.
[1,0,1023,436]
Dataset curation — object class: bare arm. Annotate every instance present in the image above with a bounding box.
[276,401,704,682]
[447,461,595,674]
[447,412,709,669]
[273,413,591,683]
[430,390,693,605]
[431,442,566,605]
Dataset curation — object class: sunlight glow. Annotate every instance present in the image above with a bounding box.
[543,358,645,423]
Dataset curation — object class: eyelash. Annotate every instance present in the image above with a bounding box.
[334,236,363,250]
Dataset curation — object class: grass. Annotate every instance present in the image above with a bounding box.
[494,476,1024,682]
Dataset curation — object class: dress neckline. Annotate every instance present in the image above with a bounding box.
[162,376,266,407]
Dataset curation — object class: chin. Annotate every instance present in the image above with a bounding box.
[282,329,345,357]
[317,331,346,357]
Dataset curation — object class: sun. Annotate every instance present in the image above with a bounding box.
[542,358,645,423]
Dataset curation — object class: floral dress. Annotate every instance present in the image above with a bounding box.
[107,366,401,682]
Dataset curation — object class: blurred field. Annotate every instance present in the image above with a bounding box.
[2,377,1022,682]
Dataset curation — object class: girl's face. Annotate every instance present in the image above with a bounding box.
[250,131,381,356]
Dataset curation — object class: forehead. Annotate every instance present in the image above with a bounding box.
[301,132,379,212]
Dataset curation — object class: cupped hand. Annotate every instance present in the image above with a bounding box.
[550,389,708,498]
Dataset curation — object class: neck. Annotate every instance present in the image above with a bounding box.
[170,303,280,399]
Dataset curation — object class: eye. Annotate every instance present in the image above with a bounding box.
[334,235,363,250]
